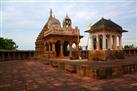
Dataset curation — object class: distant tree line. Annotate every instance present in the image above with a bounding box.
[124,44,137,49]
[0,37,18,50]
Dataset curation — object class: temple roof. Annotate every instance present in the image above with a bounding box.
[43,9,61,30]
[36,9,83,42]
[85,18,128,32]
[64,14,70,20]
[47,16,61,28]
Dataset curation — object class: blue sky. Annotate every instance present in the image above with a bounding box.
[0,0,137,50]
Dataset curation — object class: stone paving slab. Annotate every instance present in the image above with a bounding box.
[0,60,137,91]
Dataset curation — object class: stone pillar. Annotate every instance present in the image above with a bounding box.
[76,42,80,58]
[25,52,27,59]
[44,44,47,57]
[88,35,94,50]
[103,34,106,50]
[69,42,73,58]
[76,43,79,51]
[18,52,20,60]
[108,35,112,49]
[13,52,15,60]
[7,52,9,61]
[29,52,32,59]
[111,36,114,49]
[52,42,56,58]
[48,44,51,58]
[113,35,117,50]
[22,52,24,59]
[91,35,94,50]
[2,52,4,61]
[90,35,94,50]
[96,35,100,50]
[52,43,56,52]
[119,35,122,50]
[60,41,64,57]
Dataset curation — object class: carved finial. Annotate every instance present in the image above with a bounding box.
[50,8,52,17]
[75,26,78,30]
[65,13,69,19]
[108,19,111,21]
[66,13,68,17]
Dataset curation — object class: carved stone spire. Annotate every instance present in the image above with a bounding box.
[63,13,71,28]
[50,8,52,17]
[65,13,69,19]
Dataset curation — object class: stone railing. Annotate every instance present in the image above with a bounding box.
[0,50,34,61]
[123,48,137,56]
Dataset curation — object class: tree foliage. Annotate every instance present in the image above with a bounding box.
[124,44,136,49]
[0,37,18,50]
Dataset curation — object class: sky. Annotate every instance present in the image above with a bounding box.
[0,0,137,50]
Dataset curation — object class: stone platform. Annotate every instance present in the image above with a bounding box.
[0,60,137,91]
[47,56,137,79]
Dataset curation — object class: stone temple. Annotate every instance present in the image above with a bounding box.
[35,9,82,58]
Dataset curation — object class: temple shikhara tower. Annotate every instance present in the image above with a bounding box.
[86,18,128,51]
[35,9,82,58]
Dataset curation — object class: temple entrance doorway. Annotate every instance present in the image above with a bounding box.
[93,38,96,50]
[55,40,61,57]
[106,39,108,49]
[99,35,103,50]
[63,41,69,56]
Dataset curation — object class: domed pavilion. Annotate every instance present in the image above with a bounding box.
[86,18,128,51]
[35,9,82,58]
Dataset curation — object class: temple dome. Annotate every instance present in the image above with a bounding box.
[47,16,61,29]
[42,9,61,30]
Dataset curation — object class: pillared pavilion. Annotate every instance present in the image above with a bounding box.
[35,9,82,58]
[86,18,128,51]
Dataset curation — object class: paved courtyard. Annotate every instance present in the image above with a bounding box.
[0,60,137,91]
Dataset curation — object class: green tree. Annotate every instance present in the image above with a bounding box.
[124,44,136,49]
[0,37,18,50]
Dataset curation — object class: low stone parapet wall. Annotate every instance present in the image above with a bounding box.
[81,49,137,61]
[123,48,137,56]
[88,50,124,61]
[45,59,137,79]
[0,50,34,61]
